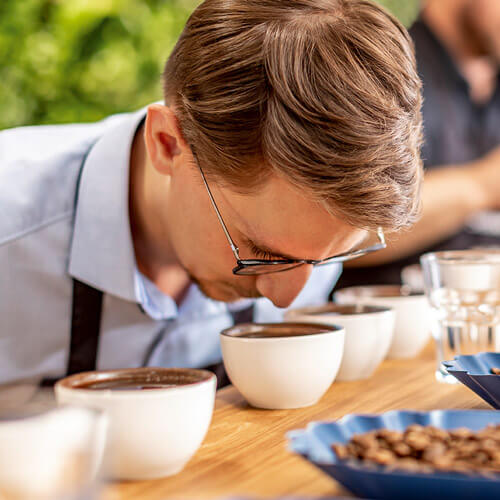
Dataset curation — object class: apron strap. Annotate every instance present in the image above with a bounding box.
[40,279,103,386]
[66,279,104,375]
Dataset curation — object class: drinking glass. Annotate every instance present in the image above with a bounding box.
[421,250,500,383]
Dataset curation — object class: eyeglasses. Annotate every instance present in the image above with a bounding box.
[192,150,386,275]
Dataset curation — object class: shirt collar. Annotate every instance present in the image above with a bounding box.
[136,267,257,322]
[68,107,147,302]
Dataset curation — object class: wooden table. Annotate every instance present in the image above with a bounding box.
[103,344,488,500]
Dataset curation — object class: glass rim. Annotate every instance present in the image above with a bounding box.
[421,250,500,265]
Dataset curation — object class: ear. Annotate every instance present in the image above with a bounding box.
[144,104,189,176]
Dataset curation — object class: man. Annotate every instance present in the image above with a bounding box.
[0,0,422,385]
[337,0,500,288]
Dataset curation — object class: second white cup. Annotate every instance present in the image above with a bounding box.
[334,285,431,359]
[285,304,395,381]
[220,322,344,409]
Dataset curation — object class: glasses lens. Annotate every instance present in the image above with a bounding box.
[233,262,305,275]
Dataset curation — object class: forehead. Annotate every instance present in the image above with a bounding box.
[218,173,365,257]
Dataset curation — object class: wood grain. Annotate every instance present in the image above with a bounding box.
[102,343,487,500]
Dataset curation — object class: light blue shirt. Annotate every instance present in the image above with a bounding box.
[0,106,341,385]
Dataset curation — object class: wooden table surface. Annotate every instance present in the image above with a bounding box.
[102,343,488,500]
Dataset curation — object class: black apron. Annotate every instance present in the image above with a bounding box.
[42,141,253,388]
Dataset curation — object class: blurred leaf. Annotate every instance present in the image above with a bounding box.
[376,0,421,27]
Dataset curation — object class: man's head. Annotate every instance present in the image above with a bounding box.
[144,0,423,307]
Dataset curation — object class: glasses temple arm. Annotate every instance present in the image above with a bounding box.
[196,162,241,260]
[377,227,386,246]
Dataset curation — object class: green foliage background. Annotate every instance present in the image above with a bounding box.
[378,0,421,29]
[0,0,419,130]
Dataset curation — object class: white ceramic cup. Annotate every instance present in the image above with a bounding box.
[334,285,431,359]
[0,406,106,500]
[284,304,395,381]
[401,264,425,293]
[55,367,216,480]
[220,322,345,409]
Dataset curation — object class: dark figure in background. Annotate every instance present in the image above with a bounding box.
[336,0,500,289]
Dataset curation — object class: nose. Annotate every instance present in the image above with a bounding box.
[255,264,313,308]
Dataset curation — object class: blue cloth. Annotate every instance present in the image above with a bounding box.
[0,106,341,384]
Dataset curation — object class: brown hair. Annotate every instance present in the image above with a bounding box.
[163,0,423,232]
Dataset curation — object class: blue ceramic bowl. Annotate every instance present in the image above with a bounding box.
[443,352,500,409]
[287,410,500,500]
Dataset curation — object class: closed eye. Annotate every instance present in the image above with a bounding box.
[240,234,298,260]
[248,242,286,261]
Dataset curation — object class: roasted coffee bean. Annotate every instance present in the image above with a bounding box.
[425,426,450,441]
[450,427,474,440]
[475,451,490,464]
[365,448,397,465]
[406,424,425,433]
[377,429,402,445]
[422,442,447,462]
[405,431,431,451]
[352,433,377,449]
[393,442,413,457]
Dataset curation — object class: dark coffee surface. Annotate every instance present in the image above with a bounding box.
[301,304,387,316]
[59,367,214,392]
[76,380,176,390]
[370,290,422,298]
[235,332,287,338]
[235,325,329,338]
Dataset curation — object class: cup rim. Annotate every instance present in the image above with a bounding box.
[334,284,424,298]
[220,321,343,339]
[55,367,216,394]
[286,303,392,317]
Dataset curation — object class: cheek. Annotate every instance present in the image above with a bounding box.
[166,188,235,276]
